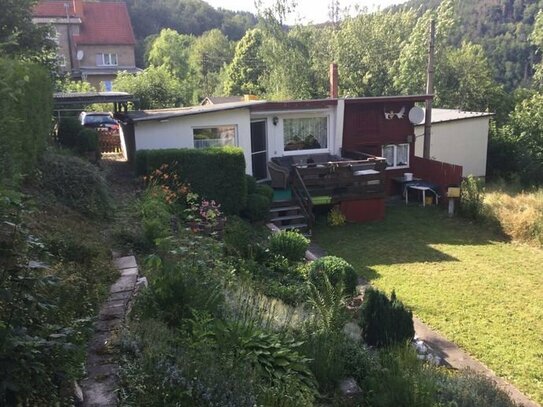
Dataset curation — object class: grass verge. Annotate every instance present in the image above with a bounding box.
[313,205,543,404]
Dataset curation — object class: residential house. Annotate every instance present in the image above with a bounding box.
[414,109,493,178]
[32,0,139,90]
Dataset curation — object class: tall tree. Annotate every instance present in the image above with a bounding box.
[335,10,417,97]
[0,0,56,65]
[147,29,194,79]
[223,28,266,96]
[114,66,186,109]
[436,41,504,111]
[189,29,233,99]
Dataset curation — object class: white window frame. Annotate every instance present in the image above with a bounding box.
[382,143,410,170]
[192,124,238,149]
[280,112,331,156]
[98,53,118,66]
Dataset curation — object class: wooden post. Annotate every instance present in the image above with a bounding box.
[423,19,436,159]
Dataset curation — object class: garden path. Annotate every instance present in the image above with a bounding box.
[305,242,540,407]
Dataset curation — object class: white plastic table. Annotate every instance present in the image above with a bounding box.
[405,185,439,207]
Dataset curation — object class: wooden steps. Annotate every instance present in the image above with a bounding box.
[269,201,309,232]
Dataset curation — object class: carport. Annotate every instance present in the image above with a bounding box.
[53,91,135,120]
[53,91,136,156]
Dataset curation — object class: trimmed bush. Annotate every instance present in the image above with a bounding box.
[243,193,271,222]
[57,118,84,149]
[246,175,258,194]
[136,147,247,214]
[307,256,358,295]
[38,152,112,217]
[360,288,415,347]
[75,128,99,154]
[269,231,309,262]
[255,184,274,201]
[0,58,53,187]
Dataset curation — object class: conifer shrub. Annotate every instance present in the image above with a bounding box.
[255,184,274,201]
[360,288,414,347]
[269,231,309,262]
[38,152,112,217]
[307,256,358,295]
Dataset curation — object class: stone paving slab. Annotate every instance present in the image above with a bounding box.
[109,274,137,294]
[113,256,137,270]
[121,267,138,277]
[108,290,133,302]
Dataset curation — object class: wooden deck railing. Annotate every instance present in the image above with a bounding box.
[292,167,315,227]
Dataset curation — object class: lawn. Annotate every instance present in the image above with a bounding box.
[313,205,543,404]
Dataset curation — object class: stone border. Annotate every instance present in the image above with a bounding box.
[80,256,139,407]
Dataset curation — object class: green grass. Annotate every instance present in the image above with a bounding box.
[313,205,543,404]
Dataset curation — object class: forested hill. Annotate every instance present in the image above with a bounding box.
[392,0,543,89]
[124,0,257,42]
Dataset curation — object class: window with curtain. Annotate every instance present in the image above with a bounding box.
[382,143,409,168]
[283,117,328,151]
[193,125,237,148]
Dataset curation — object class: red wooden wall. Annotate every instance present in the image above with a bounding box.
[343,100,417,195]
[411,156,463,204]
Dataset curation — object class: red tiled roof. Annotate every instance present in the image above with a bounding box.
[33,1,83,18]
[33,1,136,46]
[75,2,135,45]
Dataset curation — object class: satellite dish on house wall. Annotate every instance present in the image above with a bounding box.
[408,106,425,125]
[76,50,84,61]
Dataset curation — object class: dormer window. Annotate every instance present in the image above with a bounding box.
[97,53,118,66]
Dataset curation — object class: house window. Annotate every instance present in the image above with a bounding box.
[193,125,237,148]
[97,53,118,66]
[283,116,328,152]
[58,54,66,67]
[382,143,409,169]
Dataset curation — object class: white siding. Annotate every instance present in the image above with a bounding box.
[134,108,253,175]
[415,117,490,177]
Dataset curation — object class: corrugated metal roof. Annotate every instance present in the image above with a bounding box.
[53,91,134,105]
[419,108,494,125]
[126,100,267,122]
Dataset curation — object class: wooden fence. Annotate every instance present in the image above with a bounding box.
[98,130,122,154]
[412,156,463,204]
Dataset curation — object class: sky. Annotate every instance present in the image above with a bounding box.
[205,0,410,24]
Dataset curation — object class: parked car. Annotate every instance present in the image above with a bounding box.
[79,112,119,132]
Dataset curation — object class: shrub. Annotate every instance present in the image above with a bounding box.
[57,118,84,149]
[436,371,518,407]
[135,147,247,214]
[38,152,112,217]
[360,288,414,347]
[269,231,309,262]
[307,256,358,295]
[459,176,485,220]
[0,58,53,187]
[224,216,255,257]
[246,174,258,194]
[327,206,346,226]
[75,128,99,154]
[243,193,271,222]
[255,184,274,201]
[140,186,173,244]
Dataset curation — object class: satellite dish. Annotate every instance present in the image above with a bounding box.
[76,50,84,61]
[408,106,425,125]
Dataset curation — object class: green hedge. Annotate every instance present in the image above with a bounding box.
[0,58,53,187]
[135,147,247,214]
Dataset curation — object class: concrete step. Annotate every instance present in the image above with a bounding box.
[271,214,306,222]
[270,205,301,213]
[278,223,308,231]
